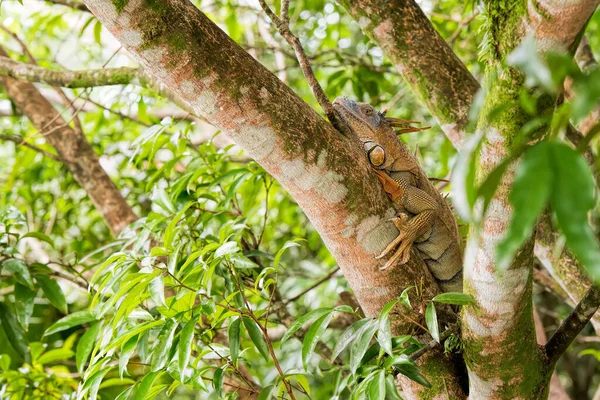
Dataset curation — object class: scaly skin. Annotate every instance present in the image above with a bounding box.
[333,97,463,292]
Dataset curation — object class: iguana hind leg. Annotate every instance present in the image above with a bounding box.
[376,171,439,270]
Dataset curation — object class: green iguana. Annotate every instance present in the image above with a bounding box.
[333,97,463,292]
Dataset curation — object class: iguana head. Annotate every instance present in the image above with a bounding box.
[333,96,426,169]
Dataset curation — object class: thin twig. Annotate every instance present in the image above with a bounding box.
[447,10,479,44]
[283,266,340,305]
[257,0,351,136]
[0,135,60,161]
[545,285,600,364]
[408,324,460,362]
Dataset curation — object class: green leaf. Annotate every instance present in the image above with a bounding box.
[451,131,483,221]
[0,302,30,362]
[385,374,403,400]
[77,322,101,374]
[213,366,225,398]
[302,312,333,370]
[36,275,68,314]
[45,311,97,336]
[133,371,162,400]
[242,317,270,362]
[350,320,377,374]
[330,318,370,362]
[21,232,54,248]
[548,142,600,281]
[399,286,413,308]
[273,240,302,270]
[257,385,274,400]
[228,317,241,365]
[87,367,113,400]
[37,348,74,364]
[119,335,139,378]
[93,20,102,45]
[432,292,477,306]
[178,317,196,381]
[2,258,34,289]
[425,302,439,343]
[151,319,177,371]
[230,254,258,269]
[368,369,386,400]
[149,274,166,307]
[14,283,36,329]
[507,35,556,93]
[496,142,551,270]
[281,307,333,343]
[388,356,432,388]
[377,298,399,356]
[215,241,239,258]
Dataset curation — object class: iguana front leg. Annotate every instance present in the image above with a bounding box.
[373,169,439,270]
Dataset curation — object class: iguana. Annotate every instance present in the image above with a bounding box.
[333,97,463,292]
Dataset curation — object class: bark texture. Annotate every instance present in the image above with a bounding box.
[0,48,138,236]
[338,0,480,148]
[0,56,148,88]
[462,1,600,398]
[81,0,465,397]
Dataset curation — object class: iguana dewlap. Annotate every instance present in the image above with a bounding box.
[333,97,463,292]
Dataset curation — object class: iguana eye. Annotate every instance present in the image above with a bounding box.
[364,108,373,116]
[367,145,385,167]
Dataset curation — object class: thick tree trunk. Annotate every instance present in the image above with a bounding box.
[462,2,599,398]
[0,48,138,236]
[81,0,465,397]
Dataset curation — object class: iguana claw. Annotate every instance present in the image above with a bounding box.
[377,214,415,270]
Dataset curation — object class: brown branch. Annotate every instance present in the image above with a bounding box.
[0,46,138,236]
[43,0,90,12]
[408,324,459,362]
[0,135,60,161]
[257,0,351,135]
[545,285,600,364]
[446,10,479,44]
[282,266,340,305]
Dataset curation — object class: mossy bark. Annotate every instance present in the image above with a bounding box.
[82,0,465,397]
[462,1,599,398]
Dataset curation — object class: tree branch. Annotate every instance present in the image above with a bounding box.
[257,0,351,135]
[0,134,60,161]
[43,0,90,12]
[546,285,600,364]
[0,56,148,89]
[0,47,138,236]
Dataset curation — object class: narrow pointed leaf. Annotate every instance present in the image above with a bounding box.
[36,275,68,314]
[77,322,101,374]
[242,317,270,361]
[228,318,241,365]
[178,317,196,381]
[281,307,333,343]
[302,312,333,370]
[425,302,439,343]
[0,302,30,362]
[368,370,386,400]
[350,320,377,374]
[151,319,177,371]
[14,283,36,329]
[45,311,97,336]
[432,292,477,306]
[331,319,369,362]
[2,259,34,289]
